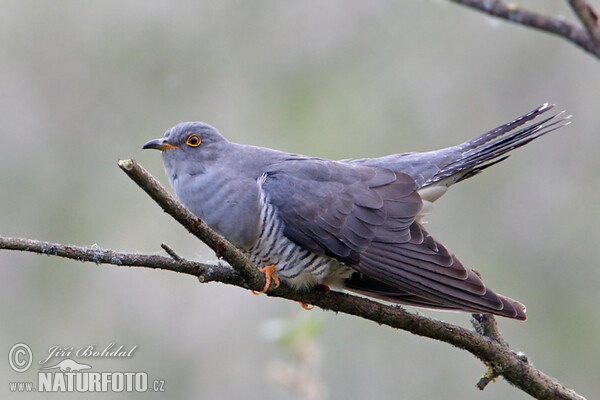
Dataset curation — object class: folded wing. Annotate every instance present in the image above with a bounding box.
[262,159,526,320]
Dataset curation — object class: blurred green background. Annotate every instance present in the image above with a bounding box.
[1,1,598,399]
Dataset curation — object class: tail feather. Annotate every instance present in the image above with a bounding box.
[458,111,566,166]
[461,103,553,150]
[344,272,527,320]
[426,104,571,185]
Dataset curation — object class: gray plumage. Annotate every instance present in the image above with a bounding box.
[143,104,570,320]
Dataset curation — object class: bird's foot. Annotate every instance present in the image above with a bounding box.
[252,264,280,294]
[299,302,314,310]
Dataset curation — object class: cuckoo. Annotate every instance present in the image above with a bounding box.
[143,104,569,320]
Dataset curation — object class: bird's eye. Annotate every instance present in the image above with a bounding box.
[185,134,201,147]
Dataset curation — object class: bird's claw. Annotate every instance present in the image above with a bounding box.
[252,264,280,295]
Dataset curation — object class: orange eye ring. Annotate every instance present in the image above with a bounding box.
[186,134,201,147]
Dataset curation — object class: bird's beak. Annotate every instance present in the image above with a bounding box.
[142,139,179,151]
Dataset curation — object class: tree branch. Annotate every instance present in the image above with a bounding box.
[569,0,600,48]
[117,159,265,290]
[0,159,586,400]
[448,0,600,60]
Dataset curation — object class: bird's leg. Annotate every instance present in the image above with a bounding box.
[252,264,280,294]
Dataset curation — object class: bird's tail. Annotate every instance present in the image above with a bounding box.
[424,103,570,186]
[343,271,527,320]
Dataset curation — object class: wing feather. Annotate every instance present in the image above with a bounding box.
[261,158,526,319]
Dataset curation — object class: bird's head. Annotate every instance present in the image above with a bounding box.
[143,122,229,177]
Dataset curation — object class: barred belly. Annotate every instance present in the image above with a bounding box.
[245,189,352,289]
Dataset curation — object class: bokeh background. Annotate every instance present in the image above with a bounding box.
[1,1,598,399]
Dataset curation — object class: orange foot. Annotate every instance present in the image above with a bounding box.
[252,264,280,295]
[299,302,314,310]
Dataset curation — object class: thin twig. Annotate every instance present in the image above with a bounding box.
[449,0,600,59]
[568,0,600,48]
[0,236,217,275]
[477,363,505,391]
[471,313,508,390]
[471,313,506,346]
[161,243,183,262]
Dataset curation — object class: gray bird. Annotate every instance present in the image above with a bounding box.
[143,104,568,320]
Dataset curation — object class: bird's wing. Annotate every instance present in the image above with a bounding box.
[357,224,525,318]
[262,159,526,319]
[262,159,421,265]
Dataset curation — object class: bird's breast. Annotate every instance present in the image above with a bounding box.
[172,170,262,249]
